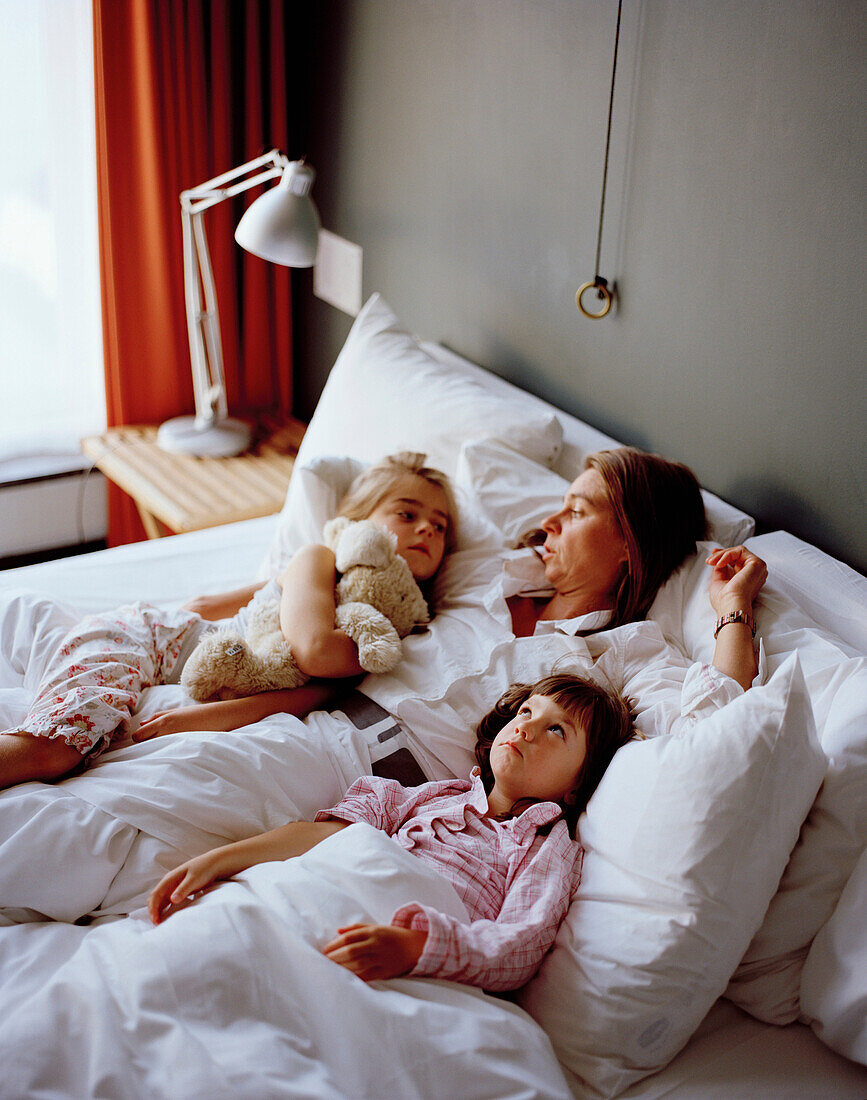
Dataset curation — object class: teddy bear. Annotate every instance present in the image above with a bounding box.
[180,517,430,702]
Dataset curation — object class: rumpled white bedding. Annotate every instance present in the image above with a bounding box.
[1,467,865,1096]
[0,716,362,922]
[0,823,571,1100]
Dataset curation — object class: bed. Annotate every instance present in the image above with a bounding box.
[0,293,864,1099]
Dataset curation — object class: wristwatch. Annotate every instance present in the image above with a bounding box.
[714,610,756,638]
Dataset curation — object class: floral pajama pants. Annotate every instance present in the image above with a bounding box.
[10,604,204,756]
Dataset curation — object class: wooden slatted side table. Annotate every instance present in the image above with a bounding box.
[81,418,306,538]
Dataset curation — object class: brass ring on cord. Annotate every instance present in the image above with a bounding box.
[576,280,613,319]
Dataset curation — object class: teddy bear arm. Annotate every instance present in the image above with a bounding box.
[335,601,404,675]
[181,631,257,702]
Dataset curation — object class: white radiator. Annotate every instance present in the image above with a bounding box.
[0,464,107,557]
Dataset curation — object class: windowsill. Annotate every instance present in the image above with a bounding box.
[0,453,93,488]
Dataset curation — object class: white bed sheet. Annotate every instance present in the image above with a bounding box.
[2,520,865,1099]
[620,999,867,1099]
[0,515,276,616]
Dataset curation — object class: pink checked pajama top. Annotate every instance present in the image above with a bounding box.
[316,769,582,991]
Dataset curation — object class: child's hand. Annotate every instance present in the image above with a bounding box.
[132,707,204,741]
[132,701,241,741]
[147,850,234,924]
[321,923,428,981]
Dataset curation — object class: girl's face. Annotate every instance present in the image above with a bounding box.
[539,469,628,610]
[366,474,450,581]
[487,694,587,815]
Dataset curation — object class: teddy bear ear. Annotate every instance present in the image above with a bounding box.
[323,515,351,550]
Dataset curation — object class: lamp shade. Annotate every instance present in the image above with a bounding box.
[234,160,320,267]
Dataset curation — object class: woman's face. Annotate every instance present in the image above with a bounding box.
[539,469,628,609]
[366,474,450,581]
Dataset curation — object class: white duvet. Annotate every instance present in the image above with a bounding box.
[1,484,865,1097]
[1,537,865,1099]
[0,823,571,1100]
[0,561,574,1098]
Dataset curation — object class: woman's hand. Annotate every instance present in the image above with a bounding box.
[706,546,768,616]
[321,923,428,981]
[148,848,237,924]
[706,546,768,691]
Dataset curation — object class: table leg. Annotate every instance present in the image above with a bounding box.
[134,502,169,539]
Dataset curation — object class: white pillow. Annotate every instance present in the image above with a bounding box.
[454,440,570,548]
[748,531,867,657]
[258,456,365,579]
[801,846,867,1064]
[455,439,752,552]
[259,454,500,579]
[292,294,563,480]
[518,654,825,1099]
[699,492,754,548]
[650,538,867,1026]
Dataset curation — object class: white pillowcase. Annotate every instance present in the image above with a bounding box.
[455,438,754,551]
[650,536,867,1026]
[258,456,364,579]
[726,659,867,1024]
[426,341,755,547]
[454,439,570,548]
[801,845,867,1065]
[518,654,825,1099]
[292,294,563,480]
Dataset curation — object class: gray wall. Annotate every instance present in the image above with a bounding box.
[295,0,866,573]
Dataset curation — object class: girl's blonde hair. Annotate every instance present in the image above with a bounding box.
[336,450,458,573]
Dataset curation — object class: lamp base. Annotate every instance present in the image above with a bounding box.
[156,416,252,458]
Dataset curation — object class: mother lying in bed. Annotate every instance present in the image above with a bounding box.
[0,446,766,924]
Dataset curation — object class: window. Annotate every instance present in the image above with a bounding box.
[0,0,105,463]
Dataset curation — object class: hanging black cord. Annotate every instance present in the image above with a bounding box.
[593,0,623,285]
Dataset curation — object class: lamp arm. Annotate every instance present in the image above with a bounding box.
[181,208,212,425]
[183,207,228,426]
[180,149,290,427]
[181,149,290,215]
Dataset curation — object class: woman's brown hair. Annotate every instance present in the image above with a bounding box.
[473,672,636,835]
[586,447,706,628]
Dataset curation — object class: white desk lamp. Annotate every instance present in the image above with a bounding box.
[157,149,320,457]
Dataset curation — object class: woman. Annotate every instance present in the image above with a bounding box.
[508,449,764,690]
[0,447,765,924]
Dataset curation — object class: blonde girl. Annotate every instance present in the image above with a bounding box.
[0,453,456,789]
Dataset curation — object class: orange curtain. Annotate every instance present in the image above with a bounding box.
[92,0,295,545]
